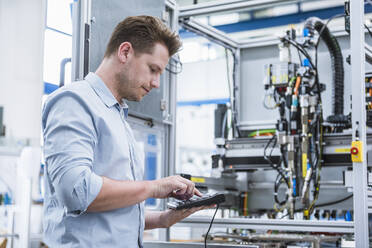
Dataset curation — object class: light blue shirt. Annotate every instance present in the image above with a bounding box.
[42,72,145,248]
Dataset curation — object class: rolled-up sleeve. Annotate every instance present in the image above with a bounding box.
[42,92,102,216]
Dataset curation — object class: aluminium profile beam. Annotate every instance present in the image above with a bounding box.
[179,0,305,18]
[164,0,179,242]
[350,0,369,246]
[176,217,354,233]
[165,0,176,10]
[179,17,239,50]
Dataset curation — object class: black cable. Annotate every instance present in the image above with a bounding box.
[310,14,345,119]
[293,40,313,65]
[281,37,317,70]
[280,194,353,218]
[280,213,289,219]
[264,135,290,206]
[263,135,276,167]
[204,204,219,248]
[314,13,345,69]
[264,135,288,183]
[297,47,303,66]
[269,133,277,159]
[315,194,352,208]
[315,14,345,49]
[365,24,372,39]
[274,173,289,205]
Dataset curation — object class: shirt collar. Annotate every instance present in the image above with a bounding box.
[85,72,119,108]
[119,100,129,119]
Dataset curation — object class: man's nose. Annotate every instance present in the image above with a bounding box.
[151,75,160,88]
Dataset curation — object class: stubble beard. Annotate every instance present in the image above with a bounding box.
[115,69,142,102]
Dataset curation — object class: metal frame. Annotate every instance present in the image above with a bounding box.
[165,0,178,177]
[176,0,370,244]
[163,0,179,242]
[178,0,313,18]
[144,242,262,248]
[350,0,369,246]
[175,217,354,233]
[71,0,91,81]
[180,18,239,50]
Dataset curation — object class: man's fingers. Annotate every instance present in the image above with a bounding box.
[174,186,187,196]
[194,188,202,197]
[177,176,195,196]
[172,179,188,196]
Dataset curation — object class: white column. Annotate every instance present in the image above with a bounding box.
[350,0,369,246]
[0,0,46,146]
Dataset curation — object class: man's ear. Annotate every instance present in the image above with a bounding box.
[117,42,132,63]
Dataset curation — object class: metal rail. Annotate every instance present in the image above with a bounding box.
[179,17,239,50]
[224,133,372,169]
[144,242,257,248]
[179,0,310,18]
[176,217,354,233]
[212,233,341,248]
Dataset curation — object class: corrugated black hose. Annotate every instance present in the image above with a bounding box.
[304,17,347,125]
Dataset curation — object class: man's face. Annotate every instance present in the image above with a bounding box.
[117,42,169,101]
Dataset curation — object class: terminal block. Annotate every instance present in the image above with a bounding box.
[264,62,299,87]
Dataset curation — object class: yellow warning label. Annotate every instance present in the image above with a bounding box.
[335,148,350,153]
[191,177,205,183]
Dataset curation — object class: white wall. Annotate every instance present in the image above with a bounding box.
[0,0,46,145]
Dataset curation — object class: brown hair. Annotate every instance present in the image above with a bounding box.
[104,15,181,58]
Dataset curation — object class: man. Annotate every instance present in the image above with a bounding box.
[42,16,207,247]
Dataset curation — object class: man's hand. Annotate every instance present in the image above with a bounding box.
[158,204,216,228]
[87,175,202,213]
[151,175,202,200]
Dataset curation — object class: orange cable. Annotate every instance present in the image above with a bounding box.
[294,76,301,96]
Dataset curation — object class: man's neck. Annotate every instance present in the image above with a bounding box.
[95,59,122,103]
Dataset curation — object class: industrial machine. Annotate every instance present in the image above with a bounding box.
[71,0,371,247]
[170,1,372,247]
[218,16,352,219]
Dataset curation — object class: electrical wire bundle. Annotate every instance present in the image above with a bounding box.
[262,17,349,218]
[263,82,324,218]
[262,13,357,218]
[263,134,289,209]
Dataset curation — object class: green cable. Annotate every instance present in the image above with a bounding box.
[248,129,276,137]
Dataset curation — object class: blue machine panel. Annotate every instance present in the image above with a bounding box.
[145,151,157,206]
